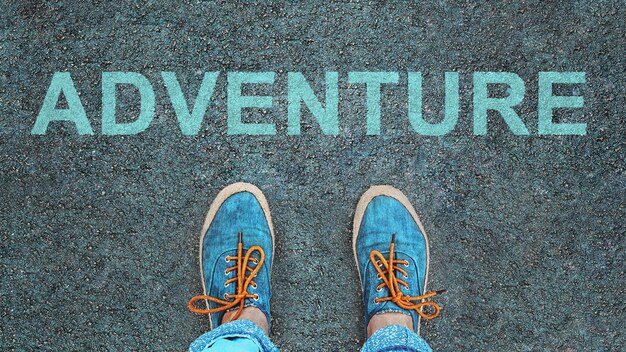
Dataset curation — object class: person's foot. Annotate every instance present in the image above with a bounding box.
[352,186,444,336]
[188,182,274,333]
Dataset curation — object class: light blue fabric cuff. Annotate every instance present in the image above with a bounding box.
[360,325,432,352]
[189,320,279,352]
[200,337,260,352]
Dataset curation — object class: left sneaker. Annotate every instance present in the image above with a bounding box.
[188,182,274,330]
[352,185,445,335]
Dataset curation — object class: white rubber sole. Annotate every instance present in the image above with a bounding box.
[197,182,275,330]
[352,185,430,335]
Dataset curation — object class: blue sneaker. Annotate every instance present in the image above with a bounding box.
[353,186,445,335]
[188,182,274,330]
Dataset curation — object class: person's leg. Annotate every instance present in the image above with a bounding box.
[189,319,274,352]
[187,183,279,352]
[353,186,446,352]
[360,324,433,352]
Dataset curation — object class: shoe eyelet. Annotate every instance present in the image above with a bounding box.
[376,287,382,292]
[223,293,228,299]
[225,257,231,263]
[224,282,230,288]
[376,273,381,279]
[373,299,380,305]
[251,283,257,289]
[403,262,409,267]
[253,294,259,301]
[224,269,229,276]
[403,274,408,279]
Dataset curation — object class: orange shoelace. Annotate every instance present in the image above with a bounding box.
[188,232,264,321]
[370,234,446,320]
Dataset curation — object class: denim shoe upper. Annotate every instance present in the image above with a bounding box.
[199,191,273,329]
[355,195,428,333]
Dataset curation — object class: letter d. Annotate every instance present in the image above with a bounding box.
[102,72,155,135]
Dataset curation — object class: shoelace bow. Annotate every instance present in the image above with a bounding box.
[370,234,446,320]
[188,232,264,321]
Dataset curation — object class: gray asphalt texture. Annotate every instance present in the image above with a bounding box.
[1,1,624,351]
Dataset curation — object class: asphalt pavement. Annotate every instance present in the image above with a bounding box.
[1,1,624,351]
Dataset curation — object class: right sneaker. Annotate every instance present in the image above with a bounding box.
[352,185,445,335]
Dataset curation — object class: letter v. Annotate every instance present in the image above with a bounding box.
[162,72,219,135]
